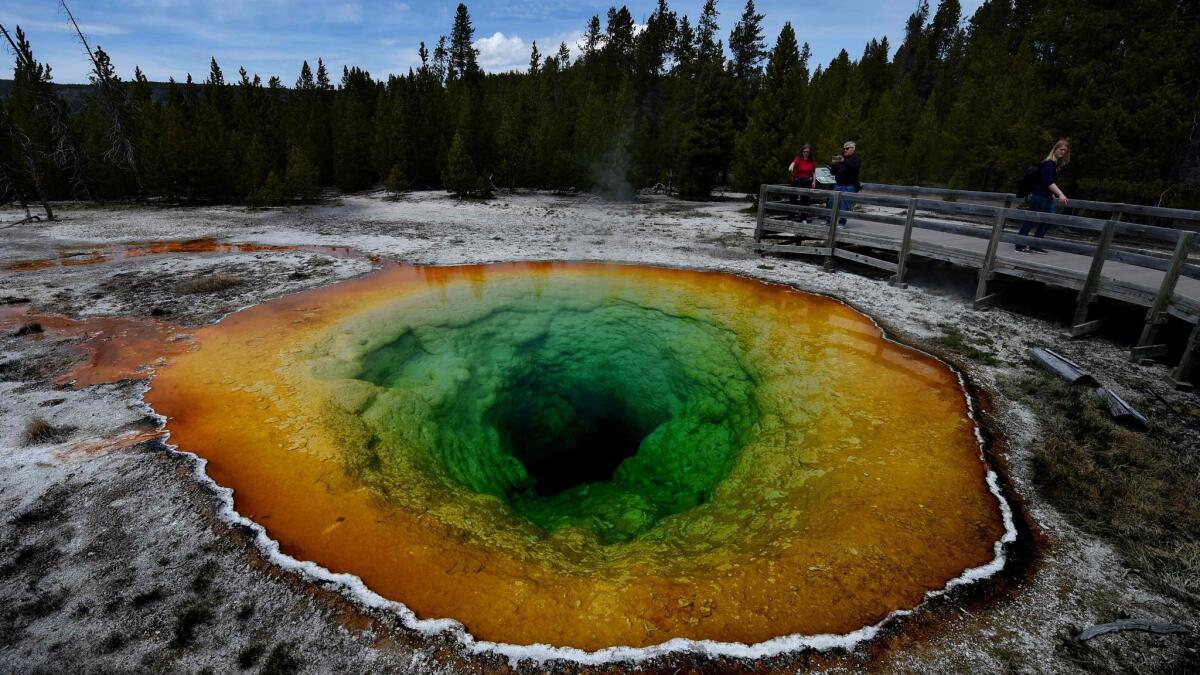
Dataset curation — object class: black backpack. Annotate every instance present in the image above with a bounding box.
[1015,165,1039,198]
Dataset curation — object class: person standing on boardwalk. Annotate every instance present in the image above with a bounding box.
[1016,139,1071,252]
[788,144,817,222]
[829,141,861,226]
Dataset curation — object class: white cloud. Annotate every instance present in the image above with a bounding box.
[324,3,364,24]
[8,16,129,36]
[473,31,529,73]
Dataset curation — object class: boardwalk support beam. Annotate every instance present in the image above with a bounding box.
[1069,217,1118,337]
[890,198,917,287]
[1169,322,1199,390]
[974,205,1008,309]
[1133,232,1194,361]
[822,193,843,271]
[754,184,767,243]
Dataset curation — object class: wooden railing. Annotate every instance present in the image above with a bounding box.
[860,182,1200,231]
[754,183,1200,388]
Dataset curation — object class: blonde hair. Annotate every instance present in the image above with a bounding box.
[1045,138,1071,167]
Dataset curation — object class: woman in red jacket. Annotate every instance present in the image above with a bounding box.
[788,144,816,222]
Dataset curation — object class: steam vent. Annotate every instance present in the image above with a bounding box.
[147,262,1009,652]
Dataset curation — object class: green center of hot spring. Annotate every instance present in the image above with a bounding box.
[339,296,760,543]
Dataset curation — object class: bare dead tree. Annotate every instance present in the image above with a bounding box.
[58,0,143,197]
[0,23,91,202]
[0,106,54,220]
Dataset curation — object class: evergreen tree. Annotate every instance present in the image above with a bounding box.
[732,22,804,194]
[728,0,766,84]
[443,129,479,196]
[448,4,481,83]
[676,58,734,199]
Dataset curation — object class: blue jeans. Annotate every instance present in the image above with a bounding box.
[827,185,856,224]
[1019,193,1056,240]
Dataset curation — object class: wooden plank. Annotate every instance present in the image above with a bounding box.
[1135,232,1195,354]
[1113,221,1187,243]
[1005,207,1108,232]
[1068,319,1105,337]
[974,207,1008,307]
[1094,388,1149,430]
[758,244,831,257]
[1105,249,1200,280]
[851,211,909,228]
[912,217,993,240]
[823,192,843,271]
[1131,343,1169,359]
[754,184,767,242]
[1002,232,1098,256]
[850,193,913,208]
[891,199,917,287]
[764,184,832,199]
[1071,219,1117,332]
[862,183,1016,202]
[1030,347,1098,385]
[913,199,998,218]
[1111,202,1200,222]
[833,248,899,272]
[1170,322,1200,389]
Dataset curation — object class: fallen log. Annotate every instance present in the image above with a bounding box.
[1094,387,1149,431]
[1077,619,1189,641]
[1029,347,1098,386]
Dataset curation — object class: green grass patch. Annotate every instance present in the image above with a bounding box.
[1005,374,1200,604]
[931,325,1001,366]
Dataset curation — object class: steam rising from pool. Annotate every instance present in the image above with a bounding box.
[147,262,1011,653]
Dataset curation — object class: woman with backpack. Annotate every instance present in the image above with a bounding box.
[1016,139,1071,252]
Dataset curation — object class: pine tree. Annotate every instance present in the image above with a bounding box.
[448,4,481,83]
[728,0,766,84]
[384,163,410,197]
[676,58,734,199]
[732,22,804,194]
[443,129,478,196]
[284,145,319,200]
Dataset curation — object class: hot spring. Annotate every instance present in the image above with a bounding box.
[146,261,1011,652]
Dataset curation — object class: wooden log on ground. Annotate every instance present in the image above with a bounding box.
[1076,619,1188,641]
[1094,387,1149,431]
[1029,348,1098,386]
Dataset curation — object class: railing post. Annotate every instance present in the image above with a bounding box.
[1069,217,1117,337]
[890,198,917,287]
[1133,231,1194,361]
[973,205,1008,308]
[823,191,843,271]
[1170,322,1199,390]
[754,184,767,243]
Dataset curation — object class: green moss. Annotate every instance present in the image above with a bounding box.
[932,325,1000,366]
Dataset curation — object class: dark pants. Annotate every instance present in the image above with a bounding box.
[1018,193,1056,240]
[789,177,814,219]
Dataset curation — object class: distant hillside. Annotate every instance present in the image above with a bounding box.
[0,79,175,110]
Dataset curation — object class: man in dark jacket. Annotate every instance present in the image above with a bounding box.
[828,141,861,226]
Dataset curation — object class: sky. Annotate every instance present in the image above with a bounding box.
[1,1,985,84]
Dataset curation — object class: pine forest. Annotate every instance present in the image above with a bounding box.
[1,0,1198,210]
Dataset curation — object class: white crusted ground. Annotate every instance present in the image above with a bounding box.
[0,190,1196,673]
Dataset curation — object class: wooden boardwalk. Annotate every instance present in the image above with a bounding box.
[754,183,1200,387]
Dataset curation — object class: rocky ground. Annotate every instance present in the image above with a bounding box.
[1,191,1196,673]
